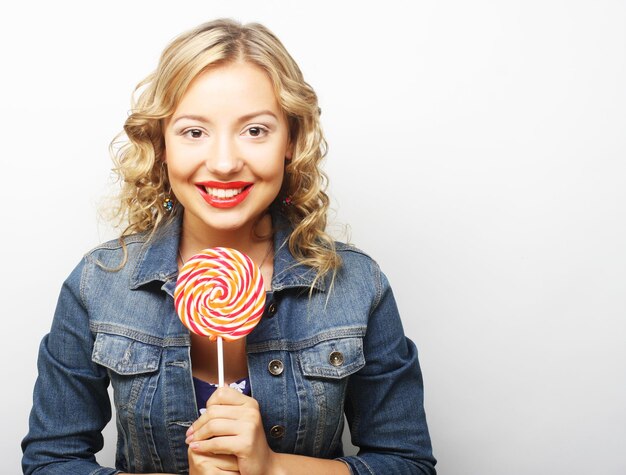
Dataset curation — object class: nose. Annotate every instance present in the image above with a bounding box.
[205,134,243,176]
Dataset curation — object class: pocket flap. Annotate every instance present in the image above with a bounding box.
[92,332,161,375]
[299,337,365,379]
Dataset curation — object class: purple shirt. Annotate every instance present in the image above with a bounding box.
[193,376,251,414]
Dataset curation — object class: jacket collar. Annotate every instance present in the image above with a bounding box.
[129,209,326,294]
[271,214,327,292]
[129,211,182,293]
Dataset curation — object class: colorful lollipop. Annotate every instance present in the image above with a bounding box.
[175,247,266,386]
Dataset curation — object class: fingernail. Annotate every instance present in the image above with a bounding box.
[190,441,199,450]
[185,435,193,444]
[186,426,194,436]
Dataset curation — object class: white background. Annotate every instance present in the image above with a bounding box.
[2,1,625,474]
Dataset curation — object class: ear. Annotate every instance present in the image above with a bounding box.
[285,142,293,161]
[160,155,168,180]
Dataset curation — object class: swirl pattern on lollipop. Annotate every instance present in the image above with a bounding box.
[175,247,266,341]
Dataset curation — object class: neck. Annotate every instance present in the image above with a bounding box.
[179,212,273,262]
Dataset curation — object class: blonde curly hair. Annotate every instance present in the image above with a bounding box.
[111,18,341,282]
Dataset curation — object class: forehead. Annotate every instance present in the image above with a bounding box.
[174,61,282,117]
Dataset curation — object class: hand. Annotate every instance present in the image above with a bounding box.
[186,387,278,475]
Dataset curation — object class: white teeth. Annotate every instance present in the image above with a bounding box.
[204,187,245,199]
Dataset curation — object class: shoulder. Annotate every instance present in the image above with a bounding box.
[61,231,151,300]
[328,241,391,307]
[82,231,151,269]
[334,241,383,280]
[334,241,376,263]
[50,232,154,331]
[334,241,373,258]
[59,230,155,307]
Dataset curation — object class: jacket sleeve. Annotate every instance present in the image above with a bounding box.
[21,257,120,475]
[337,266,437,475]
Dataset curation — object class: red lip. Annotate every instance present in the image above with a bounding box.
[196,181,253,209]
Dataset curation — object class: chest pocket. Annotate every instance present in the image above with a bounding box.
[299,337,365,379]
[296,337,365,456]
[92,332,161,412]
[92,332,161,374]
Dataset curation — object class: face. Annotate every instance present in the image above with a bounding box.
[163,61,291,238]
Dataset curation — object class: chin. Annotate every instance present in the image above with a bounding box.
[204,216,257,232]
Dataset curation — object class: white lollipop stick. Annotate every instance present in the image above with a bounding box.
[217,336,224,388]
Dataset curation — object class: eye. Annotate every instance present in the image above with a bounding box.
[244,125,268,138]
[182,128,205,139]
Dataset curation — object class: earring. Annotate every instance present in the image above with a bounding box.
[281,196,293,207]
[163,196,174,212]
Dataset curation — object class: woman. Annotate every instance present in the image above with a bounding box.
[22,19,436,474]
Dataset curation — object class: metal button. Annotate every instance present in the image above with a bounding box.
[268,359,284,376]
[267,302,277,317]
[270,425,285,438]
[329,351,344,367]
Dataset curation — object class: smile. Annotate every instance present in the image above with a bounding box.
[196,181,253,209]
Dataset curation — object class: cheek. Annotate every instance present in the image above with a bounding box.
[247,143,288,179]
[167,162,193,183]
[165,144,205,177]
[248,153,284,193]
[260,158,286,186]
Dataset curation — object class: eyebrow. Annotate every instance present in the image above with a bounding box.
[172,110,279,125]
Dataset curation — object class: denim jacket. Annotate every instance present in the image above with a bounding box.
[22,212,436,474]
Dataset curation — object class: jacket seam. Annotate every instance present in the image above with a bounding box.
[80,254,92,314]
[246,327,366,353]
[369,260,383,316]
[89,322,189,347]
[334,243,374,259]
[359,457,376,475]
[85,234,147,254]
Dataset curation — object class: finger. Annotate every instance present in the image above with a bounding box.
[188,395,259,437]
[207,386,250,406]
[189,435,239,456]
[207,390,260,419]
[187,418,240,443]
[188,449,239,472]
[203,402,244,421]
[190,388,250,431]
[187,406,247,441]
[189,404,237,434]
